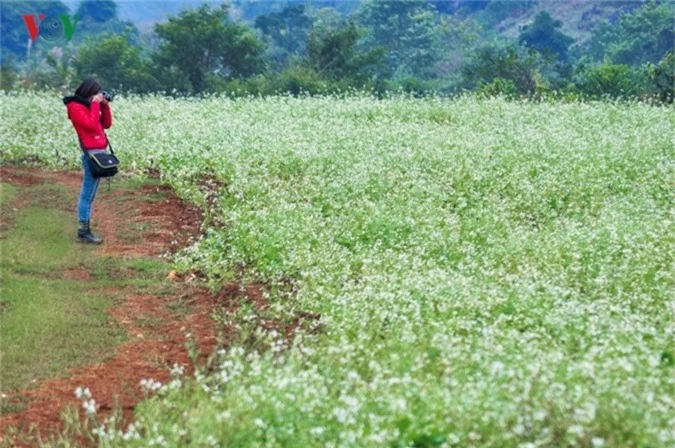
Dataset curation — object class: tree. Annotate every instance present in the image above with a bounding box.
[574,63,645,99]
[358,0,442,78]
[649,50,674,103]
[307,21,385,84]
[434,14,481,79]
[45,46,75,88]
[462,43,541,94]
[72,0,139,44]
[74,33,158,93]
[255,4,314,56]
[586,20,620,61]
[610,1,674,65]
[588,1,675,66]
[518,11,574,60]
[1,56,19,91]
[254,3,315,71]
[152,4,265,94]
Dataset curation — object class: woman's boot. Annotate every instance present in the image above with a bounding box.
[77,220,103,244]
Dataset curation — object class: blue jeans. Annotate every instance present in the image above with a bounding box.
[78,153,101,222]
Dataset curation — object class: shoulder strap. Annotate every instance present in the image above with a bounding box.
[106,134,115,155]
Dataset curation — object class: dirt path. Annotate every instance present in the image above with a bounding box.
[0,166,221,446]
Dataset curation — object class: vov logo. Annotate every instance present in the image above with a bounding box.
[22,14,79,41]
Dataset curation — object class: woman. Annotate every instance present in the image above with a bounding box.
[63,77,112,244]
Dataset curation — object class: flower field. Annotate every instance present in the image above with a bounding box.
[1,92,673,447]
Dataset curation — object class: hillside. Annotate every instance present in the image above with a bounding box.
[2,0,670,99]
[480,0,646,45]
[112,0,648,47]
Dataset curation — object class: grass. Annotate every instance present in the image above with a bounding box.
[0,272,121,392]
[0,179,180,408]
[0,186,125,396]
[0,182,17,208]
[114,176,169,203]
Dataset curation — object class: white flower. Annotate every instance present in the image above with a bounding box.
[82,398,97,415]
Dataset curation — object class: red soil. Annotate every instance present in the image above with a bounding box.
[0,166,318,447]
[0,166,218,446]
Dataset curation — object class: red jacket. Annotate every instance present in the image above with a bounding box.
[63,96,112,150]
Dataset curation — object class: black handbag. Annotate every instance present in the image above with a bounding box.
[80,135,119,178]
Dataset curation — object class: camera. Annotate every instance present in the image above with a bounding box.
[100,90,114,102]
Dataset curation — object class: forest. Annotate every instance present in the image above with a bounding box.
[1,0,673,100]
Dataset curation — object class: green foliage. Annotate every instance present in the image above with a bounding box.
[152,4,265,94]
[0,1,672,102]
[307,21,385,85]
[432,15,482,92]
[72,19,139,47]
[214,66,385,98]
[15,48,76,92]
[588,1,675,66]
[73,33,158,93]
[43,46,75,89]
[213,17,390,97]
[462,43,540,94]
[210,67,328,97]
[611,0,674,65]
[64,0,140,53]
[385,75,434,96]
[586,20,617,62]
[518,11,574,60]
[649,50,674,103]
[312,6,344,32]
[477,76,519,97]
[269,65,329,95]
[358,0,442,78]
[574,63,648,99]
[1,57,19,91]
[255,4,314,69]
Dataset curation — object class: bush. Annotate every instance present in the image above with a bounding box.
[649,51,674,103]
[271,66,330,95]
[477,77,518,98]
[574,63,649,99]
[385,76,433,97]
[1,59,18,92]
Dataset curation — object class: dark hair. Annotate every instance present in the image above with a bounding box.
[74,77,102,99]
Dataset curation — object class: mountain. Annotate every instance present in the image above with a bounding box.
[110,0,651,48]
[466,0,647,46]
